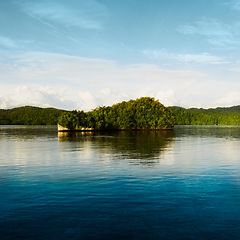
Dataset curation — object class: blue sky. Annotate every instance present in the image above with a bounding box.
[1,0,240,110]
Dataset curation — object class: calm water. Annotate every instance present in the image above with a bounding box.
[1,125,240,240]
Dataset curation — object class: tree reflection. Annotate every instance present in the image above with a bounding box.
[174,125,240,139]
[58,130,175,165]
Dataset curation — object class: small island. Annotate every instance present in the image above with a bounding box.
[58,97,175,131]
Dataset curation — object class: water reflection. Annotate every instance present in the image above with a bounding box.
[0,125,58,141]
[58,131,175,165]
[174,125,240,139]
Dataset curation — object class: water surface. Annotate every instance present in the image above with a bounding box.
[1,125,240,239]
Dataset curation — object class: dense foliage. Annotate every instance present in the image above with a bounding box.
[0,106,66,125]
[2,101,240,127]
[58,97,176,130]
[170,106,240,125]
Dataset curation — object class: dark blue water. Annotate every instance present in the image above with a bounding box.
[1,125,240,240]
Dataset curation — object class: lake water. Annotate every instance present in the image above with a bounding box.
[1,125,240,240]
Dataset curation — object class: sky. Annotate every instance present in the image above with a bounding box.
[1,0,240,110]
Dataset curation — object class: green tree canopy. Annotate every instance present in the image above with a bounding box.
[58,97,175,131]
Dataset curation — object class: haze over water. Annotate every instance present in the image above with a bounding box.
[1,125,240,239]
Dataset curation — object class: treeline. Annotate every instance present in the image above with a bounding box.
[0,106,66,125]
[2,101,240,126]
[58,97,175,130]
[170,106,240,125]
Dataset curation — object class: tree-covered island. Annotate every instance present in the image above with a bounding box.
[58,97,176,131]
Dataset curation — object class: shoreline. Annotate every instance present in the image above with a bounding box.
[57,124,174,132]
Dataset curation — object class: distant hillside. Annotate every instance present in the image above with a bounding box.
[0,106,67,125]
[170,105,240,125]
[1,104,240,126]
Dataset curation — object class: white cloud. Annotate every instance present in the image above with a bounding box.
[137,88,178,106]
[77,89,130,111]
[230,67,240,72]
[155,89,177,106]
[143,49,227,64]
[0,85,74,109]
[177,18,232,36]
[0,36,36,51]
[0,51,205,86]
[0,86,130,110]
[0,85,179,110]
[0,51,239,110]
[177,18,240,47]
[0,36,18,49]
[215,91,240,107]
[0,51,205,109]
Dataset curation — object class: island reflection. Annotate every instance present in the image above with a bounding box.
[58,130,175,165]
[173,125,240,140]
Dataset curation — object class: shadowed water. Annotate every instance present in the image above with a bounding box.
[1,125,240,239]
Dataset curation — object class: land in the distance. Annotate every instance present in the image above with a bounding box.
[1,97,240,127]
[0,106,65,125]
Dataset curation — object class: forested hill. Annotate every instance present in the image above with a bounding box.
[0,106,67,125]
[1,103,240,126]
[170,105,240,125]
